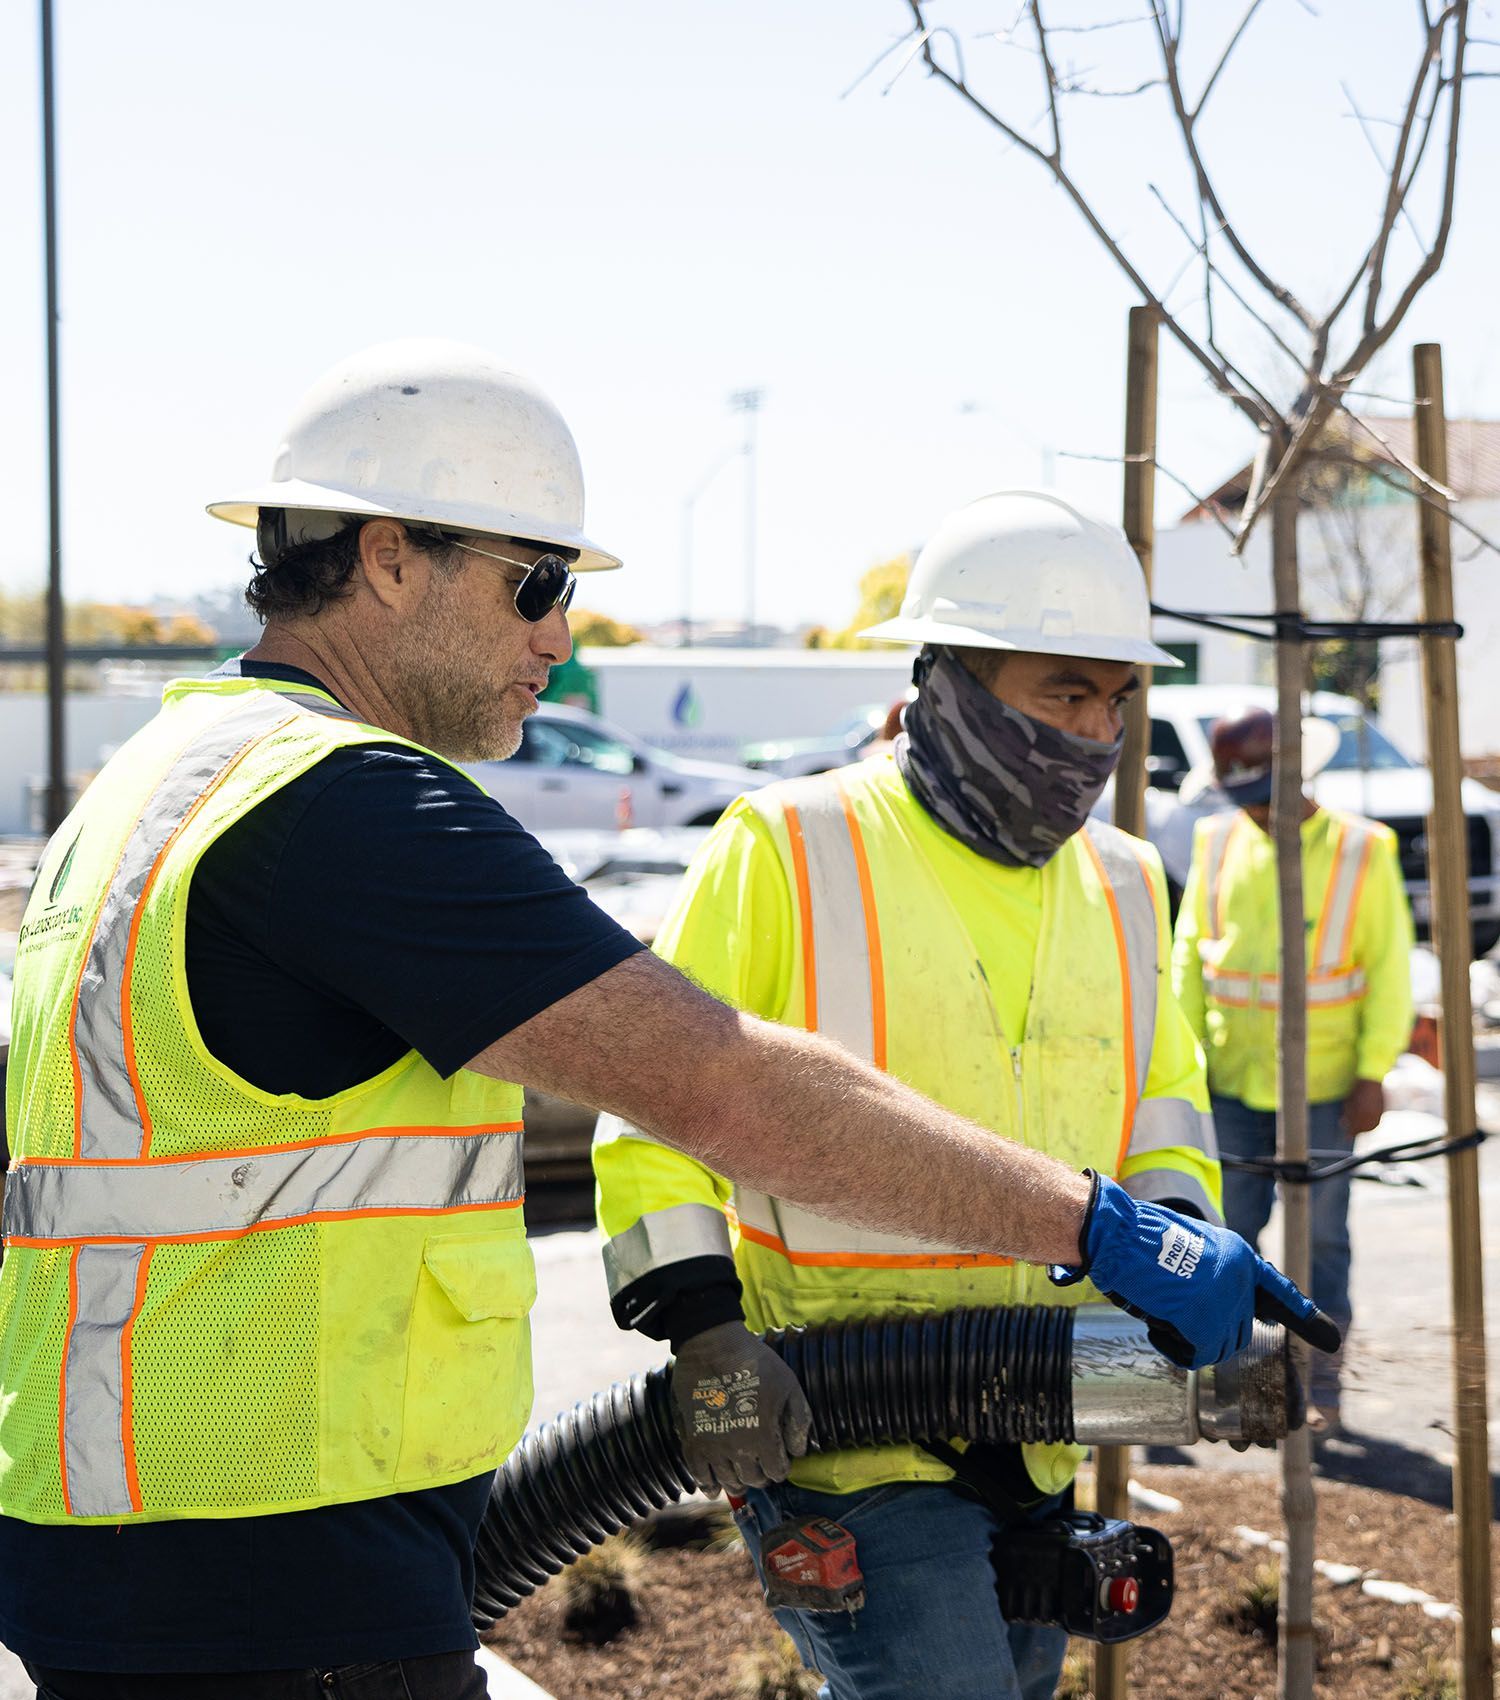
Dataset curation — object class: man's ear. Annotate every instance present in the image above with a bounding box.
[358,520,427,611]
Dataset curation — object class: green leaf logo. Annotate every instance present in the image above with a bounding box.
[48,829,82,907]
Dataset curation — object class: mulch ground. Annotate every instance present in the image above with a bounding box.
[483,1464,1499,1699]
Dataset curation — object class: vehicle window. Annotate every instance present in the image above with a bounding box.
[1150,719,1189,770]
[550,722,636,776]
[518,721,577,767]
[1317,714,1414,771]
[1193,713,1413,772]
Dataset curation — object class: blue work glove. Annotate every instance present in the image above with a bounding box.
[1050,1170,1343,1370]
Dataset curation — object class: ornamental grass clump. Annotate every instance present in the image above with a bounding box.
[732,1631,823,1699]
[559,1531,647,1644]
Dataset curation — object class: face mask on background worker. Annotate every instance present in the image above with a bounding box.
[897,645,1124,868]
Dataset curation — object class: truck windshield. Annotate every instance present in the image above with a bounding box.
[1196,713,1414,772]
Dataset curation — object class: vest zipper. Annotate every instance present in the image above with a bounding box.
[1011,1046,1026,1146]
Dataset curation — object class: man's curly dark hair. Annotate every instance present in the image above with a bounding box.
[245,516,461,622]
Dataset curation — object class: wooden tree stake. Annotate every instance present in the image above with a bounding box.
[1411,342,1494,1699]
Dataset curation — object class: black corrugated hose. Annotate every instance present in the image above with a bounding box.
[472,1305,1075,1626]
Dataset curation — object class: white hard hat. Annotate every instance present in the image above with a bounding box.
[861,490,1179,667]
[207,338,620,571]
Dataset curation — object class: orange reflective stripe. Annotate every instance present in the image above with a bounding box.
[783,802,817,1031]
[735,1217,1014,1270]
[1079,831,1138,1172]
[836,782,886,1072]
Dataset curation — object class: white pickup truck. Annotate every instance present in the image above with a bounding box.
[1106,684,1500,960]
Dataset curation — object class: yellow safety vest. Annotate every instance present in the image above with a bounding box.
[1174,807,1415,1110]
[0,675,536,1524]
[594,758,1218,1495]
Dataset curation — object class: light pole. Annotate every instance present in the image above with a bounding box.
[679,444,742,648]
[729,388,764,645]
[41,0,66,832]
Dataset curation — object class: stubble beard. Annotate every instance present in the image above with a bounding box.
[389,585,528,762]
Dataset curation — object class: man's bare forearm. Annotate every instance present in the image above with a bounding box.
[472,952,1090,1266]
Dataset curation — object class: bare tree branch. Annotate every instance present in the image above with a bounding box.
[1030,1,1063,161]
[1193,0,1267,120]
[1363,6,1454,336]
[901,1,1277,432]
[1339,407,1459,501]
[1055,449,1239,541]
[1148,184,1304,375]
[1149,0,1316,329]
[1360,458,1500,557]
[1341,79,1427,247]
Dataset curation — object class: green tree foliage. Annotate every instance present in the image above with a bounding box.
[804,553,910,650]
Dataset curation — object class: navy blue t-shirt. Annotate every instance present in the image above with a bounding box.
[0,661,644,1672]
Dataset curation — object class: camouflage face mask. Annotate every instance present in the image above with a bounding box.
[895,646,1123,868]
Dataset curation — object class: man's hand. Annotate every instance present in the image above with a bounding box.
[1051,1171,1343,1370]
[670,1321,813,1495]
[1342,1077,1384,1137]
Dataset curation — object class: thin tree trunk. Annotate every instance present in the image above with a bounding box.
[1271,484,1316,1700]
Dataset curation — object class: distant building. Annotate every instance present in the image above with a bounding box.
[1152,416,1500,760]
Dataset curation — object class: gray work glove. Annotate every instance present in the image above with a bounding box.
[669,1320,814,1495]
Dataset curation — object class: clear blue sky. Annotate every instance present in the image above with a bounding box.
[2,0,1496,630]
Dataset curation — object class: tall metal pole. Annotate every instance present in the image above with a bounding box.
[730,388,763,645]
[1411,342,1494,1699]
[679,497,695,649]
[1099,303,1159,1700]
[41,0,67,833]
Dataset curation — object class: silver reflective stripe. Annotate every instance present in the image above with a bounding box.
[1129,1096,1218,1161]
[1083,822,1158,1092]
[734,1188,1001,1261]
[1203,967,1366,1009]
[1309,968,1366,1003]
[602,1202,734,1298]
[72,693,294,1161]
[7,1131,524,1243]
[270,688,361,724]
[63,1244,145,1518]
[1315,820,1375,973]
[1118,1168,1223,1227]
[1201,814,1239,942]
[746,779,876,1064]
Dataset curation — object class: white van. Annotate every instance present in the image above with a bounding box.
[1114,685,1500,959]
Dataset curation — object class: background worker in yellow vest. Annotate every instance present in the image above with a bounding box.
[0,360,1333,1700]
[1172,707,1414,1435]
[593,493,1335,1700]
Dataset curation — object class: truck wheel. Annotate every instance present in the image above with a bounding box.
[1472,920,1500,960]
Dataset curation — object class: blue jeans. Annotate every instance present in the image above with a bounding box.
[732,1479,1069,1700]
[1212,1094,1351,1402]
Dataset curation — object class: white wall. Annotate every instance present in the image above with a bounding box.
[1153,497,1500,762]
[0,696,162,836]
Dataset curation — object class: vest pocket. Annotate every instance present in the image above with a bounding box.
[422,1233,538,1320]
[394,1231,538,1484]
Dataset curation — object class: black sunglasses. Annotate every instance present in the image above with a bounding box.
[444,536,578,623]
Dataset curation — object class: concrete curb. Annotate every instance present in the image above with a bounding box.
[476,1643,558,1698]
